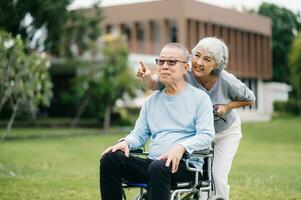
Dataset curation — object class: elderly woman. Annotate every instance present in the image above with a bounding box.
[137,37,255,200]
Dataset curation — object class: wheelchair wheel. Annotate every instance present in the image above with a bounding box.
[174,191,199,200]
[122,189,127,200]
[134,192,147,200]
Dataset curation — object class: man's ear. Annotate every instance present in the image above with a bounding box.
[183,63,189,71]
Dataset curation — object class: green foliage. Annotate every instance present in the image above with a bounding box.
[274,100,301,115]
[112,107,140,126]
[0,30,53,135]
[0,0,72,55]
[100,35,138,106]
[0,0,102,56]
[288,32,301,99]
[70,35,139,128]
[258,3,301,83]
[64,6,103,57]
[100,35,139,129]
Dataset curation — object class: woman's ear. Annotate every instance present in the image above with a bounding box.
[211,66,222,75]
[211,59,225,75]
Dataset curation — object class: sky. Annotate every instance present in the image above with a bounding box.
[69,0,301,14]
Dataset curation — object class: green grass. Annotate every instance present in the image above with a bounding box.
[230,117,301,200]
[0,117,300,199]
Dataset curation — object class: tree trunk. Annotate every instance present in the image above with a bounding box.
[0,95,7,114]
[1,102,18,141]
[103,104,112,130]
[0,90,10,114]
[70,91,92,127]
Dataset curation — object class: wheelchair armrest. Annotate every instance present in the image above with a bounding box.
[184,148,213,172]
[130,149,149,156]
[191,148,213,157]
[130,149,144,154]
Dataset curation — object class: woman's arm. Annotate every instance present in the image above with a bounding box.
[220,72,256,115]
[136,61,159,90]
[141,73,157,90]
[216,101,254,115]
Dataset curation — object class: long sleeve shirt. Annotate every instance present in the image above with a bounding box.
[154,70,256,133]
[124,84,215,169]
[185,70,255,133]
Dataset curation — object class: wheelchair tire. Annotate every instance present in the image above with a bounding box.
[134,192,148,200]
[122,189,127,200]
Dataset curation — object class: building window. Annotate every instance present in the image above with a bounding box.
[136,22,144,52]
[241,78,258,110]
[170,20,177,42]
[137,22,144,41]
[152,21,161,53]
[121,23,131,42]
[105,24,112,34]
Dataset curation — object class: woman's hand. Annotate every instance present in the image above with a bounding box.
[214,101,253,116]
[136,61,157,90]
[136,61,151,78]
[215,104,230,116]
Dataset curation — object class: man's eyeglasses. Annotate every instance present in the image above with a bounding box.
[155,59,187,66]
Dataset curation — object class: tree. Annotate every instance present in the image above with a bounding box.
[257,3,301,83]
[101,35,139,129]
[0,30,53,139]
[64,6,103,57]
[70,35,139,129]
[288,32,301,99]
[0,0,71,55]
[0,0,102,56]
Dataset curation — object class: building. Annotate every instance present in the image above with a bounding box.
[79,0,291,121]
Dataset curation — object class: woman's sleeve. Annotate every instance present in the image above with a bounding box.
[152,74,165,90]
[226,74,256,102]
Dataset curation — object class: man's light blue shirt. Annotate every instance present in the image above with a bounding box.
[124,84,215,169]
[154,70,256,133]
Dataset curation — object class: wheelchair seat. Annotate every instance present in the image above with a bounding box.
[122,147,214,200]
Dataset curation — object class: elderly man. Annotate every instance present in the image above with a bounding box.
[100,43,215,200]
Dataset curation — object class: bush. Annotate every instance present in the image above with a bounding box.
[111,107,140,127]
[0,118,100,128]
[274,100,301,115]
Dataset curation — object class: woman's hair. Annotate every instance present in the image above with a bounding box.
[192,37,229,75]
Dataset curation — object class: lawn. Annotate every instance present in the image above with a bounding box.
[0,117,300,200]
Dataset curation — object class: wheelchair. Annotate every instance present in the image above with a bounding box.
[121,147,214,200]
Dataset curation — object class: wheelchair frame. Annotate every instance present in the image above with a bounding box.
[122,148,214,200]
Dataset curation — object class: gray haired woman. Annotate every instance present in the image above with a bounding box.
[137,37,255,200]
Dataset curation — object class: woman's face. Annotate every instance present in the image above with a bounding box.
[191,47,217,77]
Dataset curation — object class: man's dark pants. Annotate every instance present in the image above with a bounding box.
[99,150,196,200]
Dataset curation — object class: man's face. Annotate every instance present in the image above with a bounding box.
[157,47,188,85]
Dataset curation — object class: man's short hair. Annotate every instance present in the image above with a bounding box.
[162,43,190,61]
